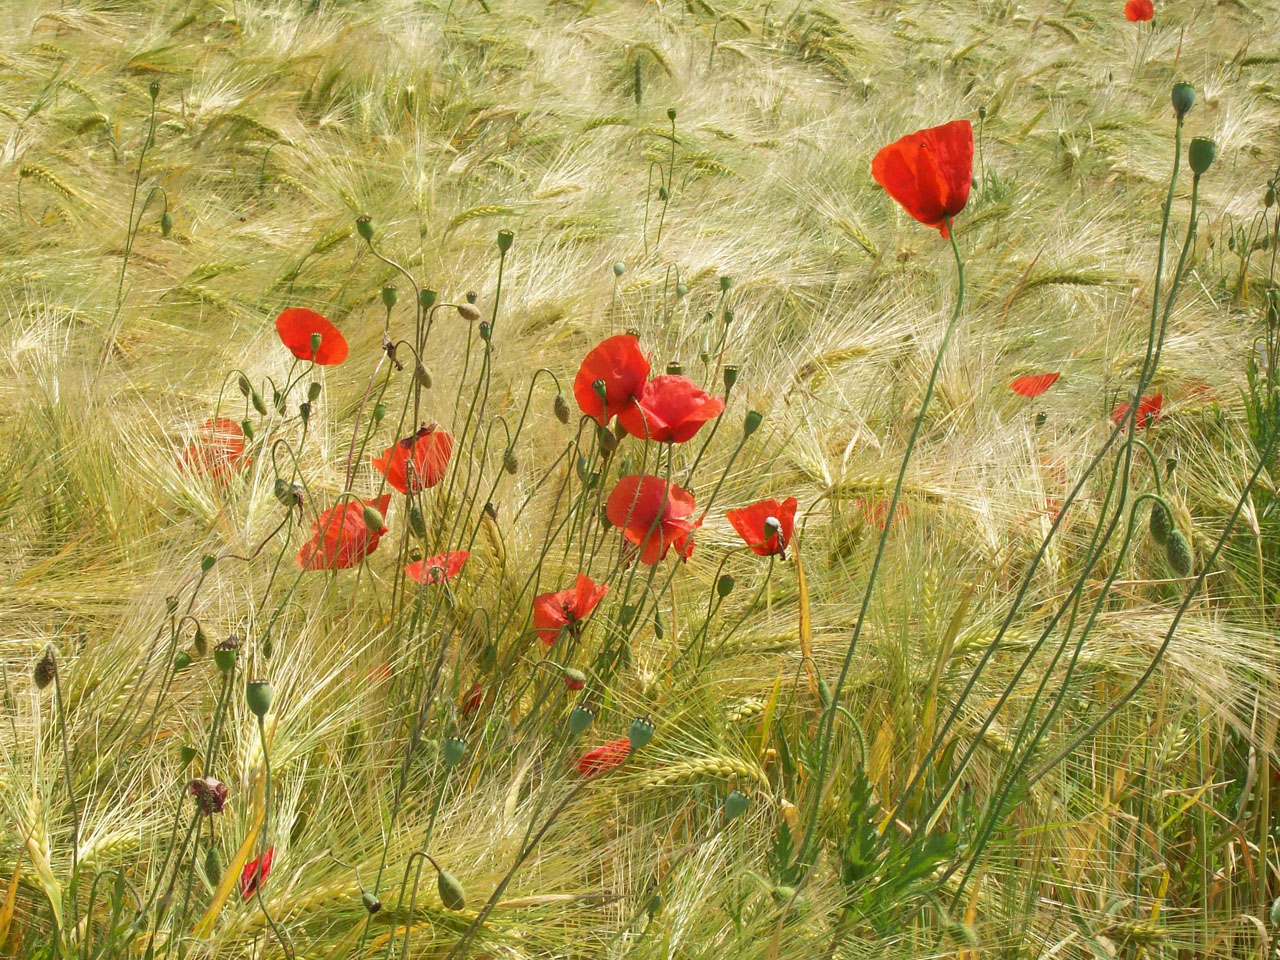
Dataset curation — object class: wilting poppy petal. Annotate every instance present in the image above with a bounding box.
[1110,393,1163,429]
[296,495,391,571]
[275,308,349,365]
[179,417,249,481]
[373,425,453,495]
[605,475,697,565]
[1124,0,1154,20]
[533,574,610,644]
[188,777,228,816]
[576,737,631,777]
[460,682,483,718]
[726,497,799,557]
[241,845,274,900]
[617,375,725,443]
[1009,372,1061,398]
[573,335,650,425]
[405,551,469,584]
[871,120,974,238]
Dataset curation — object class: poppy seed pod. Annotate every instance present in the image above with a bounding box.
[415,361,433,390]
[166,595,180,615]
[1166,529,1194,577]
[457,303,481,322]
[722,789,750,823]
[466,290,478,304]
[720,276,732,292]
[717,574,735,598]
[419,288,437,309]
[245,680,273,718]
[174,650,193,672]
[201,553,217,573]
[214,637,239,675]
[382,285,398,310]
[362,892,381,914]
[356,214,374,241]
[479,321,492,342]
[554,394,570,424]
[362,504,385,533]
[308,382,322,402]
[443,736,468,767]
[723,365,739,391]
[251,391,267,416]
[160,210,173,237]
[675,282,688,298]
[667,107,677,121]
[613,262,625,277]
[1148,500,1171,546]
[1171,82,1195,118]
[299,401,311,424]
[149,80,160,101]
[647,893,663,918]
[743,410,763,437]
[666,360,683,376]
[437,870,466,910]
[241,419,255,440]
[497,229,514,252]
[33,649,56,690]
[569,701,596,737]
[628,716,655,751]
[310,331,323,357]
[1188,138,1217,176]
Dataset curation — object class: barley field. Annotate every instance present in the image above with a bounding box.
[2,0,1280,958]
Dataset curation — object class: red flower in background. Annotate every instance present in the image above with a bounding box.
[179,417,248,480]
[275,308,349,365]
[241,845,274,900]
[460,682,483,718]
[618,375,725,443]
[1110,393,1162,429]
[726,497,798,557]
[577,737,631,777]
[533,574,610,644]
[573,335,650,425]
[1124,0,1154,21]
[871,120,973,238]
[605,475,698,565]
[1009,372,1061,398]
[856,499,908,530]
[296,495,391,570]
[373,425,452,495]
[405,551,469,585]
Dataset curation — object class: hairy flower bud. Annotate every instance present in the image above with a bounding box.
[160,210,173,237]
[1148,500,1171,546]
[419,288,437,310]
[717,574,735,598]
[33,648,56,690]
[437,870,466,910]
[457,303,481,322]
[554,393,570,424]
[1166,528,1194,578]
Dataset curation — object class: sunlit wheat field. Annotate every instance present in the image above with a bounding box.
[3,0,1280,958]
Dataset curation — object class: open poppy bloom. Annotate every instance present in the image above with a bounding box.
[1124,0,1154,20]
[605,475,698,565]
[533,574,609,645]
[179,417,248,480]
[241,845,274,900]
[573,335,650,425]
[576,737,631,777]
[1110,393,1162,429]
[373,425,453,495]
[1010,372,1061,398]
[405,551,469,585]
[871,120,973,238]
[296,494,391,570]
[726,497,798,557]
[617,375,725,443]
[275,308,349,365]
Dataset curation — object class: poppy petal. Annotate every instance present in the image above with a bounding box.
[1009,372,1061,398]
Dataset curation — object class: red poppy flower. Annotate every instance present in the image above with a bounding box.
[460,682,483,718]
[1110,393,1162,429]
[1124,0,1154,21]
[573,335,650,425]
[179,417,248,480]
[533,574,610,645]
[296,494,391,571]
[1009,372,1061,398]
[187,777,229,816]
[563,669,586,691]
[605,475,698,565]
[726,497,798,557]
[576,737,631,777]
[241,845,274,900]
[405,551,469,585]
[275,308,349,365]
[871,120,973,238]
[617,375,725,443]
[372,425,453,495]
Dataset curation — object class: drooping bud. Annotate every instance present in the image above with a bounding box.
[273,388,286,412]
[717,574,735,598]
[193,625,208,656]
[356,214,374,242]
[308,382,322,403]
[596,424,618,456]
[657,185,668,201]
[443,736,468,767]
[1266,185,1276,208]
[457,303,481,322]
[237,374,252,397]
[205,847,222,885]
[409,504,428,539]
[160,211,174,237]
[1171,81,1195,118]
[240,419,255,441]
[1188,137,1217,176]
[743,410,763,437]
[554,394,571,424]
[569,701,596,736]
[299,401,311,424]
[245,679,273,719]
[214,637,239,675]
[415,361,433,390]
[174,650,193,672]
[362,892,381,914]
[1166,528,1194,577]
[496,229,514,253]
[251,391,268,417]
[381,285,398,310]
[362,504,385,533]
[503,450,518,475]
[612,262,625,277]
[628,716,655,751]
[1148,500,1171,546]
[33,648,56,690]
[646,893,663,918]
[653,610,664,639]
[675,283,688,298]
[373,402,386,422]
[817,677,833,709]
[563,668,586,691]
[722,788,750,823]
[273,477,301,508]
[437,870,466,910]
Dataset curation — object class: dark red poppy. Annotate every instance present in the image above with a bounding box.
[275,308,348,365]
[241,845,274,900]
[573,335,650,425]
[460,682,483,718]
[871,120,973,238]
[533,574,609,645]
[179,417,248,480]
[405,551,469,585]
[1110,393,1162,429]
[617,375,725,443]
[296,494,391,571]
[187,777,228,816]
[605,475,698,565]
[576,737,631,777]
[726,497,798,557]
[1124,0,1154,20]
[372,425,452,495]
[1010,373,1061,398]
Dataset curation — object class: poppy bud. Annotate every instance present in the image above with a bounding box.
[356,214,374,241]
[653,610,665,639]
[1148,500,1171,546]
[569,701,596,736]
[149,80,160,101]
[646,893,663,918]
[251,391,267,416]
[817,677,833,708]
[1166,528,1194,577]
[613,262,626,277]
[237,374,252,397]
[497,229,514,252]
[33,649,56,690]
[480,642,498,672]
[722,789,750,823]
[667,107,677,120]
[666,360,683,375]
[1266,185,1276,208]
[362,504,385,532]
[166,595,180,615]
[409,504,428,539]
[205,847,222,886]
[484,501,498,519]
[1188,137,1217,176]
[179,745,198,765]
[174,650,193,672]
[657,185,668,201]
[563,668,586,691]
[457,303,481,322]
[382,285,398,310]
[675,283,688,298]
[503,450,518,475]
[299,401,311,423]
[1171,82,1195,117]
[214,637,239,675]
[160,210,174,237]
[437,870,466,910]
[201,554,217,573]
[723,365,739,392]
[628,716,655,751]
[415,361,433,389]
[717,574,735,598]
[479,320,492,341]
[597,424,618,455]
[443,736,468,767]
[245,679,273,718]
[743,410,763,437]
[193,625,208,656]
[720,276,732,292]
[310,331,323,357]
[554,394,570,424]
[362,892,381,914]
[307,382,322,403]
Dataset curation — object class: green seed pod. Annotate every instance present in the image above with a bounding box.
[675,283,688,299]
[977,105,987,120]
[373,402,387,422]
[666,360,683,376]
[356,214,374,241]
[554,394,570,424]
[33,649,56,690]
[419,289,437,310]
[443,736,468,768]
[1170,81,1195,117]
[362,892,381,914]
[1188,137,1217,176]
[160,210,174,237]
[646,893,663,918]
[569,702,596,737]
[457,303,481,322]
[1166,529,1194,577]
[717,574,735,598]
[628,716,655,751]
[237,374,252,397]
[1148,500,1171,546]
[437,870,466,910]
[310,331,322,356]
[381,285,398,310]
[193,626,208,657]
[667,107,677,121]
[205,847,222,886]
[362,505,385,533]
[298,401,311,424]
[743,410,763,437]
[497,229,514,253]
[166,595,180,615]
[720,276,732,292]
[466,290,478,303]
[179,745,198,765]
[613,262,625,277]
[149,80,160,101]
[213,638,239,675]
[241,418,255,440]
[722,789,750,823]
[723,365,739,392]
[409,504,428,539]
[174,650,193,672]
[245,679,273,719]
